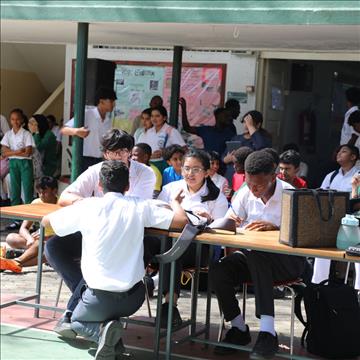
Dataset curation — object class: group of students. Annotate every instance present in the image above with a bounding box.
[0,109,61,224]
[1,86,360,360]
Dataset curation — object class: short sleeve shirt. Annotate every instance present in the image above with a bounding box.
[137,123,185,154]
[158,179,228,220]
[64,160,156,200]
[228,178,293,228]
[321,166,360,192]
[1,128,34,159]
[49,192,174,291]
[65,107,112,158]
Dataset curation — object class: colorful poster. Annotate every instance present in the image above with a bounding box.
[113,65,165,132]
[112,63,224,131]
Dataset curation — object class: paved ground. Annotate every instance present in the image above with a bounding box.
[1,217,312,359]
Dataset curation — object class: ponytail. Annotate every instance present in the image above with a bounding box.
[201,176,220,203]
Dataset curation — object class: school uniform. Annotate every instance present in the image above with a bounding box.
[65,107,112,171]
[137,123,185,173]
[44,159,156,312]
[211,173,230,195]
[1,128,34,205]
[148,179,228,295]
[210,178,305,319]
[312,165,360,286]
[48,192,175,342]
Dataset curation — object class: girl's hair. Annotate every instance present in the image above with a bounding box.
[151,106,168,119]
[209,151,221,162]
[32,114,50,138]
[141,108,152,117]
[9,108,25,121]
[242,110,272,139]
[183,149,220,202]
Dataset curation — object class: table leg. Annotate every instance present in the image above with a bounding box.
[34,224,45,318]
[190,242,202,336]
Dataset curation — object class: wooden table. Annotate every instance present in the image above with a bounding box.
[1,203,60,316]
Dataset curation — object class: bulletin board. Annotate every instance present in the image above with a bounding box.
[112,61,226,132]
[71,60,226,133]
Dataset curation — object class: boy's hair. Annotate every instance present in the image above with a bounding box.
[225,99,240,110]
[35,176,58,191]
[345,87,360,105]
[245,151,275,175]
[9,108,25,121]
[282,142,300,152]
[134,143,152,157]
[261,148,280,167]
[100,129,134,152]
[99,160,129,193]
[95,87,117,105]
[233,146,253,165]
[336,144,360,160]
[279,150,301,168]
[141,108,152,117]
[209,151,221,162]
[163,144,185,161]
[241,110,263,125]
[348,110,360,126]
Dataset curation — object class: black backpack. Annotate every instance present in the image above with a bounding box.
[294,279,360,359]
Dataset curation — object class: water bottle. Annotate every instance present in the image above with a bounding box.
[336,214,360,250]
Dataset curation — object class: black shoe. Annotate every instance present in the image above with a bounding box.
[5,249,25,259]
[250,332,278,359]
[54,311,76,339]
[214,326,251,355]
[95,320,122,360]
[143,274,154,298]
[273,287,286,299]
[159,302,183,329]
[5,221,21,231]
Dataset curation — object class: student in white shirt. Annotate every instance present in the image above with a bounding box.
[61,87,117,173]
[208,151,230,196]
[210,151,305,359]
[43,160,188,360]
[312,144,360,285]
[340,87,360,146]
[149,149,228,328]
[137,105,186,173]
[45,129,156,337]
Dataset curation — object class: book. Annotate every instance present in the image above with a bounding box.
[205,217,236,235]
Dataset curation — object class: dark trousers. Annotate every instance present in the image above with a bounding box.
[209,250,305,319]
[71,282,145,342]
[144,235,209,296]
[44,232,84,311]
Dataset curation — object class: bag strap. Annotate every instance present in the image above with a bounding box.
[311,189,335,222]
[329,169,339,186]
[294,285,309,348]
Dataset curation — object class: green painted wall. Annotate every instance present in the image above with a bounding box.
[1,1,360,25]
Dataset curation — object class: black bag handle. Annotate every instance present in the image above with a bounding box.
[311,189,335,222]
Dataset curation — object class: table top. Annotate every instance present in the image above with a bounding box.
[0,203,354,262]
[0,203,60,221]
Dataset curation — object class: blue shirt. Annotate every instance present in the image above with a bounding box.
[162,166,183,186]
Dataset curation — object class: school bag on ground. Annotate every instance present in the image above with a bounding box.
[294,279,360,359]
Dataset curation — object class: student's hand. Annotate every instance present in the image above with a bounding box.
[173,189,185,204]
[227,212,244,227]
[351,174,360,188]
[179,97,187,110]
[75,127,90,138]
[26,237,35,247]
[243,114,257,134]
[245,220,279,231]
[151,149,163,159]
[193,210,213,223]
[223,151,235,164]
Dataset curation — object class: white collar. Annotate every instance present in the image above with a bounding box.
[181,179,208,198]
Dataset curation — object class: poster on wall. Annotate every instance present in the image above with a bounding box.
[112,62,225,132]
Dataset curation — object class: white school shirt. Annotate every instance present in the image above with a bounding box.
[158,179,228,220]
[65,106,112,158]
[64,160,156,200]
[340,106,359,145]
[320,166,360,192]
[137,123,185,158]
[211,173,229,195]
[228,178,293,227]
[0,128,34,159]
[49,192,174,291]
